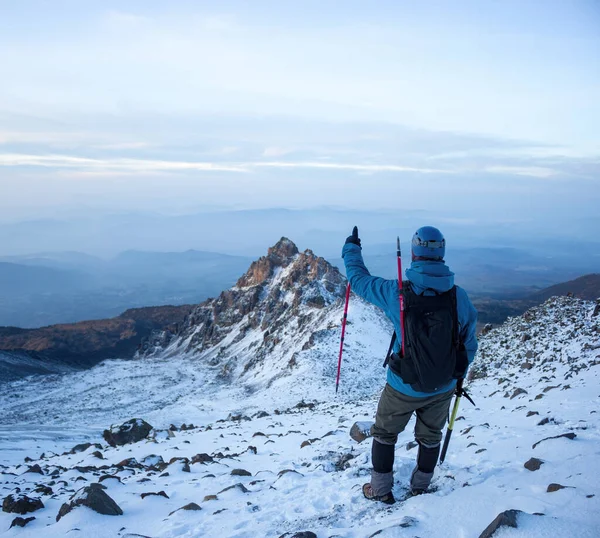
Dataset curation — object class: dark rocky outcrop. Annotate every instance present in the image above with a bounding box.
[2,494,44,515]
[103,419,153,447]
[56,483,123,521]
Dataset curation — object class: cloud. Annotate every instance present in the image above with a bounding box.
[484,165,559,178]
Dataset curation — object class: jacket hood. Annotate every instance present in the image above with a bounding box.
[405,260,455,295]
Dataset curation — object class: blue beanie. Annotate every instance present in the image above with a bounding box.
[412,226,445,260]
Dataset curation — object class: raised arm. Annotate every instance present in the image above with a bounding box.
[342,227,397,313]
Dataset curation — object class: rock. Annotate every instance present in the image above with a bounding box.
[532,432,576,449]
[526,411,539,417]
[537,417,551,426]
[335,453,355,471]
[191,453,213,464]
[254,411,270,419]
[182,461,191,473]
[478,509,521,538]
[169,502,202,516]
[92,451,104,459]
[102,419,153,447]
[521,333,531,342]
[218,483,249,494]
[349,421,373,443]
[56,484,123,521]
[33,484,53,496]
[279,533,317,538]
[547,483,568,493]
[520,362,534,370]
[141,454,164,467]
[70,442,102,454]
[203,495,218,502]
[535,394,544,400]
[480,323,493,335]
[98,474,122,483]
[116,458,143,469]
[510,388,528,399]
[524,458,544,471]
[543,385,560,393]
[231,469,252,477]
[406,441,418,450]
[10,516,36,528]
[2,494,44,515]
[140,491,169,499]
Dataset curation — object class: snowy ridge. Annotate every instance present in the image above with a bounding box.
[1,294,599,535]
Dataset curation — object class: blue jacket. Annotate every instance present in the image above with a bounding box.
[342,243,478,398]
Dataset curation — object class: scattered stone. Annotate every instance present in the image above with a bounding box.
[98,475,122,483]
[547,483,568,493]
[10,516,36,528]
[406,441,418,450]
[535,394,544,400]
[203,495,218,502]
[254,411,270,419]
[475,448,487,454]
[159,472,170,477]
[141,491,169,499]
[526,411,539,417]
[116,458,142,469]
[217,483,249,495]
[56,484,123,521]
[543,385,560,393]
[510,388,528,399]
[300,439,319,448]
[33,485,53,496]
[169,502,201,516]
[521,333,531,342]
[524,458,544,471]
[70,443,102,454]
[191,453,213,464]
[478,509,521,538]
[246,446,257,455]
[2,494,44,515]
[92,451,104,459]
[537,417,552,426]
[520,362,534,370]
[335,453,355,471]
[279,533,317,538]
[182,461,191,473]
[141,454,164,467]
[532,432,576,449]
[231,469,252,477]
[103,419,153,447]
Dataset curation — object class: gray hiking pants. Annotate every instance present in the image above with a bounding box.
[370,383,454,496]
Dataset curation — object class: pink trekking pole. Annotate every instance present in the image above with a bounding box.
[397,237,405,357]
[335,282,351,393]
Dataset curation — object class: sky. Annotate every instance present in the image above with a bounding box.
[0,0,599,228]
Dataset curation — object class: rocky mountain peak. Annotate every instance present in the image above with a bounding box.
[140,240,347,379]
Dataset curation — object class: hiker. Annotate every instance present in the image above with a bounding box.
[342,226,478,504]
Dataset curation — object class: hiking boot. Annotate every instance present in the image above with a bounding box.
[362,483,396,505]
[410,466,434,495]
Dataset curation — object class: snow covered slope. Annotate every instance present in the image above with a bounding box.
[1,258,599,536]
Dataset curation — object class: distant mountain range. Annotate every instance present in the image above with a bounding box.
[1,237,598,384]
[0,250,253,328]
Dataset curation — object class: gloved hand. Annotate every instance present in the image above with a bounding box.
[345,226,361,247]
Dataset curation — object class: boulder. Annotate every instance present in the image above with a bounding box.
[547,483,568,493]
[140,491,169,499]
[56,483,123,521]
[2,494,44,515]
[231,469,252,477]
[103,419,153,447]
[191,453,213,464]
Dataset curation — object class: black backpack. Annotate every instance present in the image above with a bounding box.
[386,281,468,392]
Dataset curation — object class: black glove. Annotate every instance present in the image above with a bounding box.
[345,226,361,247]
